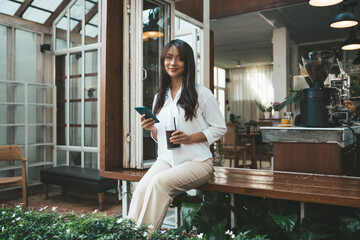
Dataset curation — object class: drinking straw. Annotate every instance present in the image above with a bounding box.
[173,117,177,131]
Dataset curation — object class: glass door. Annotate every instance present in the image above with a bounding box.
[123,0,174,168]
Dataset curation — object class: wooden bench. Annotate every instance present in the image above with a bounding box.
[41,166,117,211]
[102,166,360,209]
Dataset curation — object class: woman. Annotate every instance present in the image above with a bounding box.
[128,39,227,230]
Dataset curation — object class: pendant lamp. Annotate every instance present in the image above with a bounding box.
[342,29,360,50]
[236,60,241,68]
[330,1,358,28]
[309,0,343,7]
[143,8,164,40]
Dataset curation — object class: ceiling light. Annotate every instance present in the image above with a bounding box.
[330,1,358,28]
[236,60,241,67]
[353,51,360,64]
[309,0,343,7]
[341,29,360,50]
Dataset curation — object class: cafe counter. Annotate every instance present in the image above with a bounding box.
[260,126,360,176]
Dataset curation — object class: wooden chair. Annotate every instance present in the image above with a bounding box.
[217,123,247,168]
[255,121,273,169]
[0,145,28,207]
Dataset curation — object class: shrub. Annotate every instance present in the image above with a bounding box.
[0,207,205,240]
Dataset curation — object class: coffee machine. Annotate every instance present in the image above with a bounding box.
[298,51,338,127]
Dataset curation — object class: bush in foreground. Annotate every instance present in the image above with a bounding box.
[0,207,269,239]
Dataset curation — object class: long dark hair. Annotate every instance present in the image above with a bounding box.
[153,39,198,121]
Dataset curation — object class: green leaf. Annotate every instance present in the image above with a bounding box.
[339,215,360,233]
[208,218,227,240]
[269,211,297,233]
[181,202,202,232]
[299,223,333,240]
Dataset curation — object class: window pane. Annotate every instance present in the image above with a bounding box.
[28,145,53,164]
[0,25,7,80]
[32,0,62,12]
[143,0,167,161]
[84,1,98,44]
[0,82,25,103]
[15,29,38,82]
[70,0,83,48]
[69,151,81,166]
[69,53,82,146]
[57,150,66,166]
[28,166,46,185]
[84,152,97,169]
[70,102,81,146]
[56,55,67,146]
[218,89,225,117]
[23,7,51,24]
[0,105,24,125]
[0,126,26,145]
[179,18,194,30]
[85,13,98,43]
[0,1,21,15]
[214,67,218,86]
[56,14,67,51]
[218,68,226,88]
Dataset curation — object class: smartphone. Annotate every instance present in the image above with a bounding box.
[134,106,160,123]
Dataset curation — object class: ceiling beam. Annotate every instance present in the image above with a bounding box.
[44,0,72,26]
[14,0,34,17]
[72,3,98,33]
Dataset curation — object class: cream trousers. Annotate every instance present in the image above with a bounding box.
[127,158,213,230]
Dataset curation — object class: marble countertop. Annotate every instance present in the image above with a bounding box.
[260,126,360,148]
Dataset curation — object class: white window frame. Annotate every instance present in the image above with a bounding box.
[53,0,102,169]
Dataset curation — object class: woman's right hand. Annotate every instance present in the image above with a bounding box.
[140,114,156,131]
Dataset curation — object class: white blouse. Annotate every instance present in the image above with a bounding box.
[151,84,227,166]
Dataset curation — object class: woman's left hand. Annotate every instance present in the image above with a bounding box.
[170,130,192,145]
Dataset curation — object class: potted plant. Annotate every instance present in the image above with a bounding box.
[272,101,282,119]
[229,113,241,130]
[256,101,272,119]
[244,119,258,134]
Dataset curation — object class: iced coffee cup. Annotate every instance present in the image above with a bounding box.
[165,117,180,150]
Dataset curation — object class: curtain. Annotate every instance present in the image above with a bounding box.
[229,65,274,124]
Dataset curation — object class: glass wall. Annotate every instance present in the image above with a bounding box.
[0,22,55,185]
[0,25,7,80]
[55,0,100,169]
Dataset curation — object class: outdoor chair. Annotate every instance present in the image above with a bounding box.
[0,145,28,207]
[217,123,247,168]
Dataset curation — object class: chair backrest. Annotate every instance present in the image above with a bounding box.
[0,145,26,161]
[221,123,237,146]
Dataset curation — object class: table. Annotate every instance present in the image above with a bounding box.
[260,126,360,175]
[237,132,260,169]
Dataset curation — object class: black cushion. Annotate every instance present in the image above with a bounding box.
[40,166,117,193]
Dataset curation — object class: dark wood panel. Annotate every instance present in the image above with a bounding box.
[273,143,342,175]
[210,0,306,19]
[100,0,123,172]
[175,0,203,23]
